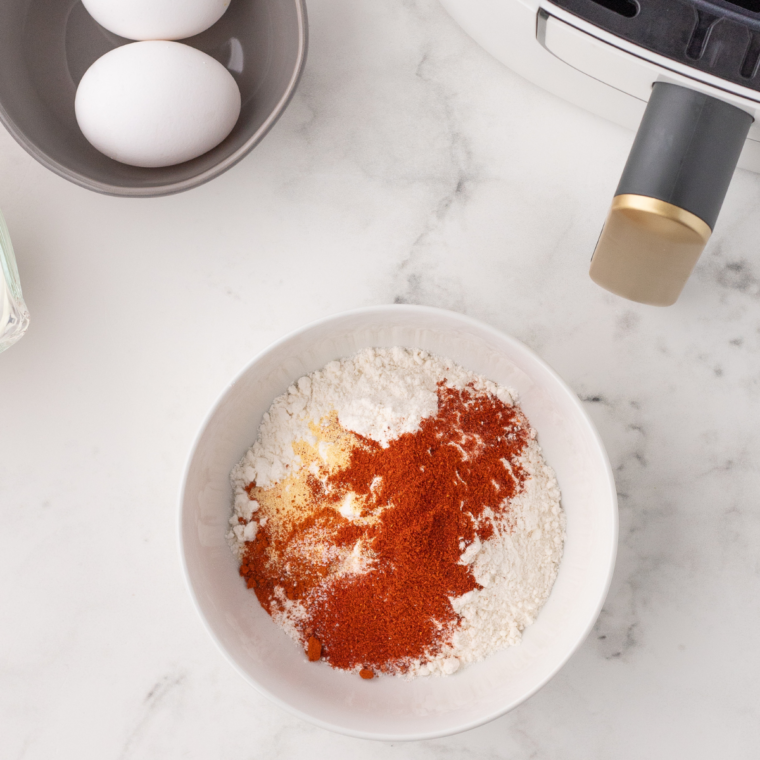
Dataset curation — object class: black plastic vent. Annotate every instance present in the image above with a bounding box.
[741,34,760,77]
[549,0,760,91]
[686,11,720,59]
[726,0,760,13]
[590,0,639,17]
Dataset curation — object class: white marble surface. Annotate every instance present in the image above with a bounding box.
[2,0,760,757]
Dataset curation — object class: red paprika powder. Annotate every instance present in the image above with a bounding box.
[239,383,530,676]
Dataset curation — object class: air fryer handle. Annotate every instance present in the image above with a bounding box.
[589,82,752,306]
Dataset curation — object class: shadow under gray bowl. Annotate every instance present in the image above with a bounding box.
[0,0,307,197]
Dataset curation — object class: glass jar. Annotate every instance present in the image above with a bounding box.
[0,209,30,354]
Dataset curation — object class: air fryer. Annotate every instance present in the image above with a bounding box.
[439,0,760,305]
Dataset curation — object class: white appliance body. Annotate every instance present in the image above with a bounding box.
[439,0,760,172]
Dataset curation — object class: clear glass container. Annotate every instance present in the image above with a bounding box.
[0,209,30,354]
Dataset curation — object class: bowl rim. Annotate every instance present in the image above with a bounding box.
[0,0,308,198]
[177,304,619,741]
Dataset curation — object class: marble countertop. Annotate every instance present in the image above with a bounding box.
[2,0,760,757]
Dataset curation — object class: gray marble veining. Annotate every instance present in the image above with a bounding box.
[2,0,760,757]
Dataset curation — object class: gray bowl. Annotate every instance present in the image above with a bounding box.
[0,0,307,196]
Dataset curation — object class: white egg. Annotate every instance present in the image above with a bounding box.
[81,0,230,41]
[75,42,241,168]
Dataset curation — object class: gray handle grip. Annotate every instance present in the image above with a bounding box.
[617,82,752,230]
[590,82,753,306]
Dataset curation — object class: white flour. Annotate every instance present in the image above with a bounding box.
[229,347,564,677]
[418,439,563,676]
[232,347,515,491]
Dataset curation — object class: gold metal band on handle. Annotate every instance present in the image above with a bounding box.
[589,194,712,307]
[610,195,712,241]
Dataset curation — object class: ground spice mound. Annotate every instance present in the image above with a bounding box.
[237,384,531,674]
[228,348,565,679]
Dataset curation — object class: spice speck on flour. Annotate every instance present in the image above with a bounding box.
[228,348,564,679]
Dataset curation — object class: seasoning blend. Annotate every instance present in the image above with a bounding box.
[0,209,29,354]
[229,349,564,679]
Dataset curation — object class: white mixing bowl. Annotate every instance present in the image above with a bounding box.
[179,305,617,740]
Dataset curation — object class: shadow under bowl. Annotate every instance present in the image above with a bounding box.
[0,0,307,196]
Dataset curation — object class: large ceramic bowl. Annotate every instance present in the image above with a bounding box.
[179,305,618,740]
[0,0,307,196]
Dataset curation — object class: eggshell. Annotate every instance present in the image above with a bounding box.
[81,0,230,41]
[75,42,242,168]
